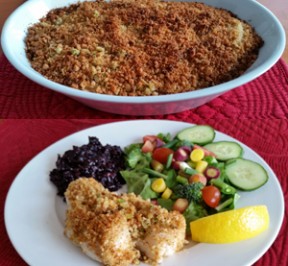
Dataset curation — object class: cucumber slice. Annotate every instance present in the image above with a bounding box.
[204,141,243,161]
[177,125,215,145]
[225,158,268,191]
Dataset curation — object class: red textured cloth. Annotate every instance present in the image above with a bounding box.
[0,54,288,266]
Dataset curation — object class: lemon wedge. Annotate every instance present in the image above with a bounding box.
[190,205,269,243]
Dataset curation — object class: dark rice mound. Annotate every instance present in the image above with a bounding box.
[50,137,126,197]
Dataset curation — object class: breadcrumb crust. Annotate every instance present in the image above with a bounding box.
[64,178,187,266]
[25,0,263,96]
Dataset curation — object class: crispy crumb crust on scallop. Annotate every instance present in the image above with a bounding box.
[25,0,263,95]
[64,177,187,266]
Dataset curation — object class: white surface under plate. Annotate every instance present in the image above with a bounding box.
[1,0,286,115]
[5,120,285,266]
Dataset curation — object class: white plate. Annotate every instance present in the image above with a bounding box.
[0,0,286,115]
[5,120,284,266]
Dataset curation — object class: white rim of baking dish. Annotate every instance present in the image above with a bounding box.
[1,0,286,104]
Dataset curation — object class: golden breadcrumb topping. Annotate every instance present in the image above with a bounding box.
[25,0,263,96]
[64,178,187,266]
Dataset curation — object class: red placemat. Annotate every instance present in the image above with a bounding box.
[0,119,287,266]
[0,54,288,119]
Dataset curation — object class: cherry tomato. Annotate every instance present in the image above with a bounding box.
[202,185,221,208]
[152,147,174,164]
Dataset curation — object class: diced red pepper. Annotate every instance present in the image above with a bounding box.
[193,144,216,157]
[141,140,155,153]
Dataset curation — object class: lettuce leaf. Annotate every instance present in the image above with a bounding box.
[183,201,208,234]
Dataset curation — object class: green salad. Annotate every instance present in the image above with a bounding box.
[120,125,268,232]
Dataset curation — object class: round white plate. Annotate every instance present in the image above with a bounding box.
[5,120,284,266]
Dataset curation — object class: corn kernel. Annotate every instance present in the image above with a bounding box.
[195,160,208,173]
[190,149,205,162]
[151,159,164,172]
[161,187,173,199]
[151,178,166,193]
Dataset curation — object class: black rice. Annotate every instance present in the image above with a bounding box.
[50,137,126,197]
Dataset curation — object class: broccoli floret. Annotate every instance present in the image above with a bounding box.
[173,182,204,203]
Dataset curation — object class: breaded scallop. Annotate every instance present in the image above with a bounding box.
[64,178,186,266]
